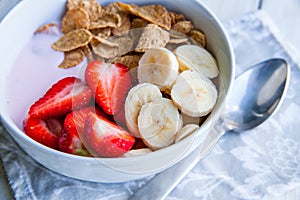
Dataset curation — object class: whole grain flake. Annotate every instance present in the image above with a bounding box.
[36,1,207,68]
[52,28,92,52]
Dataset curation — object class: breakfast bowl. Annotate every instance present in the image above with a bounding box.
[0,0,235,182]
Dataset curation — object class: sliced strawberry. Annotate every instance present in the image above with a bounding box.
[85,60,131,115]
[29,77,92,119]
[83,112,135,157]
[23,117,63,149]
[113,105,127,129]
[58,106,105,156]
[45,118,64,136]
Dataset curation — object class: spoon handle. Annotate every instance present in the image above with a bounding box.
[129,126,225,200]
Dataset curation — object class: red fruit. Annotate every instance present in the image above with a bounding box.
[83,112,135,157]
[113,105,127,129]
[85,60,131,115]
[58,107,104,156]
[23,117,63,149]
[44,118,64,136]
[29,77,92,119]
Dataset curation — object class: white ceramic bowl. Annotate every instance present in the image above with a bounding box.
[0,0,235,182]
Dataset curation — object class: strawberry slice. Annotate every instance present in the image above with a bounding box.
[85,60,131,115]
[58,106,105,156]
[29,77,92,119]
[82,112,135,157]
[23,117,63,149]
[113,105,127,129]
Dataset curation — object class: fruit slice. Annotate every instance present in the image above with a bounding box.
[138,98,182,150]
[174,44,219,78]
[28,77,92,119]
[123,148,152,157]
[85,60,131,115]
[125,83,162,137]
[175,124,199,143]
[138,47,179,91]
[58,107,104,156]
[113,105,127,129]
[171,70,218,117]
[82,112,135,157]
[23,117,63,149]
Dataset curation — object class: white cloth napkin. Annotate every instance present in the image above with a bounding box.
[1,10,300,200]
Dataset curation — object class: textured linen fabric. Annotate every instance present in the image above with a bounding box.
[1,9,300,200]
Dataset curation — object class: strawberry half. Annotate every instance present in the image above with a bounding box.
[82,112,135,157]
[23,117,63,149]
[29,77,92,119]
[85,60,131,115]
[58,106,104,156]
[113,105,127,129]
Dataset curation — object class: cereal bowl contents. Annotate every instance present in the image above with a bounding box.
[0,0,235,182]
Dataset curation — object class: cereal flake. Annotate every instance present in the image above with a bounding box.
[52,28,92,51]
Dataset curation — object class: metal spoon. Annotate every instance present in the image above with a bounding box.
[129,58,290,200]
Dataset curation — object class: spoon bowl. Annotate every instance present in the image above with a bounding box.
[224,58,289,132]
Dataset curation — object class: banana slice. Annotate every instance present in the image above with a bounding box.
[125,83,163,137]
[174,44,219,78]
[138,47,179,91]
[171,70,218,117]
[123,148,152,157]
[138,98,182,150]
[175,124,200,143]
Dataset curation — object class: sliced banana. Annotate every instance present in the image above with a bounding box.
[171,70,218,117]
[138,47,179,91]
[138,98,182,150]
[123,148,152,157]
[175,124,200,143]
[125,83,162,137]
[174,44,219,78]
